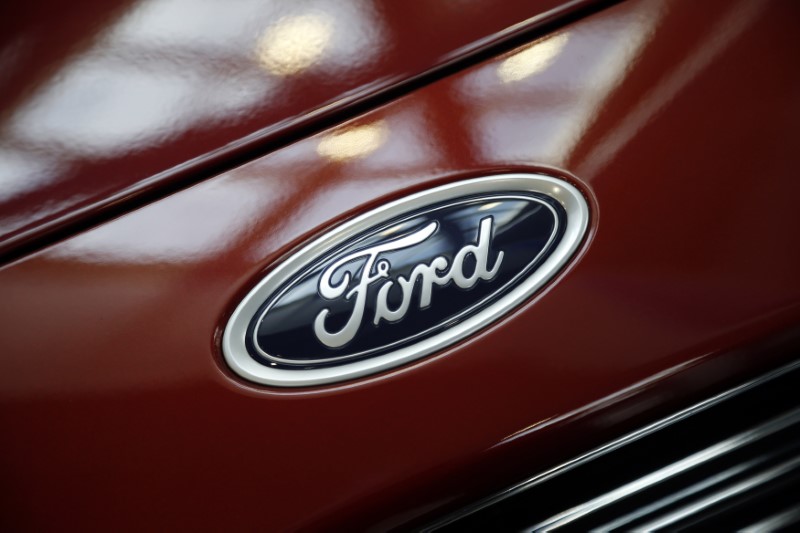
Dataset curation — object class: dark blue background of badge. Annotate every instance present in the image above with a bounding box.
[247,193,566,368]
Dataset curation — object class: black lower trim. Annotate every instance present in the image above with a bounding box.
[429,359,800,531]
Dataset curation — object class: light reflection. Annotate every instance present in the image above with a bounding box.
[497,33,568,83]
[0,147,60,204]
[0,0,386,215]
[380,221,413,237]
[316,120,388,161]
[256,14,334,76]
[109,0,266,49]
[577,0,763,177]
[462,2,662,164]
[354,103,441,171]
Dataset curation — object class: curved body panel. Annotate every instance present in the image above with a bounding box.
[0,0,594,256]
[0,0,798,529]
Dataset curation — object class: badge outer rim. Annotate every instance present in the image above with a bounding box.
[221,173,590,387]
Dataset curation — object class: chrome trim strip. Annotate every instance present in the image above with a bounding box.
[427,358,800,530]
[222,173,589,387]
[635,454,800,531]
[595,456,766,530]
[531,407,800,531]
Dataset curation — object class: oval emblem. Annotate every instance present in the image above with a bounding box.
[223,174,589,386]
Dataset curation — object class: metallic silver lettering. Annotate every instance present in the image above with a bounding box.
[314,217,503,347]
[448,217,504,288]
[313,221,438,348]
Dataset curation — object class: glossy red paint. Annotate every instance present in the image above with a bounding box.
[1,0,799,530]
[0,0,596,257]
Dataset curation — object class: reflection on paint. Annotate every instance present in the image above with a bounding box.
[0,0,385,230]
[577,0,763,177]
[0,147,60,205]
[497,33,568,83]
[317,120,388,161]
[463,3,661,164]
[257,14,334,76]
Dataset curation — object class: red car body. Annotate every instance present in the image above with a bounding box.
[1,0,798,529]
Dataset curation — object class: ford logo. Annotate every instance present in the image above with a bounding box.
[223,174,589,387]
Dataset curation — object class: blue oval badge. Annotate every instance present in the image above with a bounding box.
[223,174,589,387]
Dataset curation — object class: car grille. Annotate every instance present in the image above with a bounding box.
[430,360,800,531]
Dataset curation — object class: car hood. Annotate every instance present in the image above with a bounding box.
[0,0,593,257]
